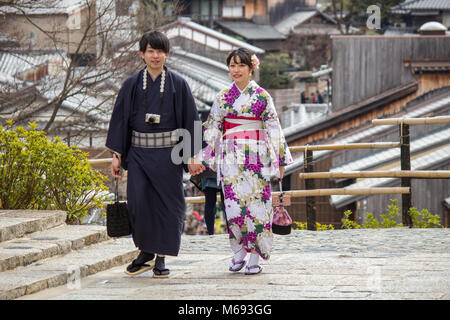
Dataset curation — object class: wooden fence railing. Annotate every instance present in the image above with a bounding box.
[290,115,450,230]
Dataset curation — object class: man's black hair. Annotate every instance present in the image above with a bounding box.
[139,30,170,53]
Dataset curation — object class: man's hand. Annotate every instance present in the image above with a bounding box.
[188,157,205,176]
[111,154,122,179]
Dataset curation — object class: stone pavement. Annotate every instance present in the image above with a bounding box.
[18,228,450,300]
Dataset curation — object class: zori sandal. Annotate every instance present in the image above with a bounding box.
[244,265,262,275]
[153,267,170,278]
[229,258,246,272]
[153,255,170,278]
[125,251,155,276]
[125,260,155,275]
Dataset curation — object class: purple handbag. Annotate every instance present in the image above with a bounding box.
[272,180,292,235]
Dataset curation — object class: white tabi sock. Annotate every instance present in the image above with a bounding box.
[234,247,247,263]
[248,252,260,267]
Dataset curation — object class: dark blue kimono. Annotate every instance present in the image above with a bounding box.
[106,66,200,256]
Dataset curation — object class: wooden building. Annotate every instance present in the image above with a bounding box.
[180,0,320,51]
[0,0,97,66]
[390,0,450,31]
[284,33,450,227]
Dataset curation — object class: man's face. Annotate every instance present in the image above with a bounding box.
[140,44,168,72]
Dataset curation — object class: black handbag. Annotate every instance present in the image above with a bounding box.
[106,179,131,237]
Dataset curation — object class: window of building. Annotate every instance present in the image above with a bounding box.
[222,5,243,17]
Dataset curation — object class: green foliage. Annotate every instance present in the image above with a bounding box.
[0,121,108,224]
[380,199,403,228]
[409,207,442,228]
[361,212,379,229]
[341,209,360,229]
[340,199,442,229]
[293,221,335,231]
[259,53,292,89]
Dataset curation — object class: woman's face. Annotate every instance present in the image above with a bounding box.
[228,56,252,85]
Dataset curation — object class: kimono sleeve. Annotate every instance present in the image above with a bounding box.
[180,79,201,158]
[195,95,224,172]
[105,84,127,156]
[261,93,293,177]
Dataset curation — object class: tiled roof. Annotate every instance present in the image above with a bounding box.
[284,94,450,175]
[330,143,450,207]
[164,17,265,54]
[167,47,231,108]
[274,10,338,36]
[391,0,450,13]
[216,21,286,40]
[0,0,85,15]
[282,104,328,130]
[0,51,63,77]
[330,126,450,173]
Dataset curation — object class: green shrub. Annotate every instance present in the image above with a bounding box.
[409,207,442,228]
[341,209,360,229]
[293,221,335,231]
[340,199,442,229]
[361,212,379,229]
[380,199,403,228]
[0,121,108,224]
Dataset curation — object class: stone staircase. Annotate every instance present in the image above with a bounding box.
[0,210,138,300]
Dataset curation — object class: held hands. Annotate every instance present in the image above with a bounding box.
[188,157,205,176]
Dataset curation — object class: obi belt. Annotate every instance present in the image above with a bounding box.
[223,116,263,140]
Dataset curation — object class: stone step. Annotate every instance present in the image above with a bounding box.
[0,237,138,300]
[0,224,109,272]
[0,210,67,243]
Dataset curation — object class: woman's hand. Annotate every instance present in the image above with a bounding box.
[188,157,205,176]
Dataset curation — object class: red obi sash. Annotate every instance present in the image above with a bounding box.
[223,116,263,140]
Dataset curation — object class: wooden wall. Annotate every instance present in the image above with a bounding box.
[331,36,450,112]
[288,73,450,147]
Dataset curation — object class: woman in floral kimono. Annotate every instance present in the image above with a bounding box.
[192,48,293,275]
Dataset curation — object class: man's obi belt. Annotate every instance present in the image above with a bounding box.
[132,130,179,148]
[223,116,263,140]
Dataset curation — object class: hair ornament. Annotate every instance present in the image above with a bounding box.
[251,54,260,69]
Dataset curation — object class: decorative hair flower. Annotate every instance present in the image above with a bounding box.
[251,54,260,69]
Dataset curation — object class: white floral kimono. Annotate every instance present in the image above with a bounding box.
[196,80,293,260]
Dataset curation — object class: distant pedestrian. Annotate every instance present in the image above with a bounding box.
[201,173,225,235]
[313,92,318,103]
[317,90,323,103]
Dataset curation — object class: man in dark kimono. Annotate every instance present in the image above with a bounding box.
[106,31,202,277]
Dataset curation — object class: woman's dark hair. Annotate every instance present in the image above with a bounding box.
[139,30,170,53]
[226,48,253,69]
